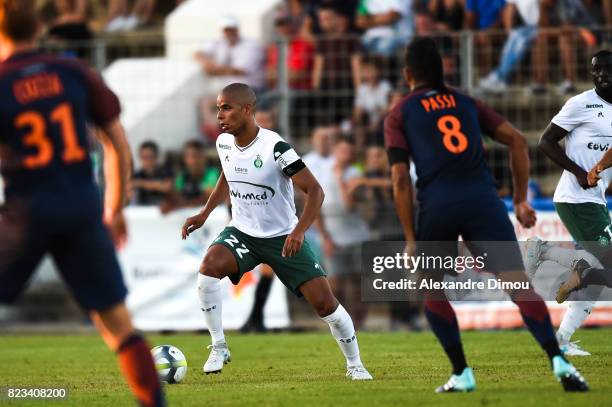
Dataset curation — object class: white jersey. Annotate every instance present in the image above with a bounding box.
[216,128,302,238]
[552,89,612,205]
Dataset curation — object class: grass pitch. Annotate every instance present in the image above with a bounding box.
[1,329,610,406]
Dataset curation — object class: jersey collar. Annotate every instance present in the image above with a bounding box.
[234,127,261,152]
[4,49,41,63]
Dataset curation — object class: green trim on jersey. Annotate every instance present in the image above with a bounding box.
[210,226,326,297]
[273,141,292,160]
[555,202,612,261]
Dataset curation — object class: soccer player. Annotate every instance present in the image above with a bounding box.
[385,37,587,392]
[181,83,372,380]
[537,50,612,354]
[0,2,164,406]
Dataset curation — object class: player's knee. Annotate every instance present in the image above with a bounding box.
[313,297,339,318]
[200,254,225,279]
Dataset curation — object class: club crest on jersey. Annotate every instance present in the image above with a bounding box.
[254,155,263,168]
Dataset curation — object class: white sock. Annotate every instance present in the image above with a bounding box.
[321,304,362,367]
[557,300,596,343]
[543,247,602,269]
[197,273,225,345]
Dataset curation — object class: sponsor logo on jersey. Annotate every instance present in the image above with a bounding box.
[227,181,275,205]
[254,154,263,168]
[587,142,609,151]
[235,167,248,174]
[586,104,604,108]
[219,144,232,150]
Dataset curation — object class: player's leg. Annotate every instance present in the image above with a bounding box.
[52,222,164,407]
[539,246,601,354]
[0,202,45,304]
[553,202,612,351]
[423,286,474,393]
[263,236,371,380]
[199,227,259,373]
[90,303,164,407]
[299,277,372,380]
[463,198,588,391]
[416,210,473,392]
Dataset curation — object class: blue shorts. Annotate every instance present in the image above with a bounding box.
[0,197,127,311]
[416,193,524,273]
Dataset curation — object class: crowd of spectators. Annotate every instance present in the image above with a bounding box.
[35,0,612,329]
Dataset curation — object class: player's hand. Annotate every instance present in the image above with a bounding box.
[182,213,206,240]
[282,229,304,257]
[587,165,602,186]
[576,170,595,189]
[104,211,128,249]
[403,240,416,257]
[515,201,537,229]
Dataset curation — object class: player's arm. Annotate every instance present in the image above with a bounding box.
[491,121,537,228]
[83,63,132,247]
[284,167,324,257]
[390,162,415,242]
[590,148,612,185]
[181,171,229,239]
[96,120,132,247]
[384,101,415,242]
[538,123,592,189]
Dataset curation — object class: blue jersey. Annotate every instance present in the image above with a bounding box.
[0,51,126,312]
[0,51,120,207]
[385,87,504,207]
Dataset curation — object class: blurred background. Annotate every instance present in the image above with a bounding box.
[2,0,612,333]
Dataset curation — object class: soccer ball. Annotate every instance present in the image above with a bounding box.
[151,345,188,384]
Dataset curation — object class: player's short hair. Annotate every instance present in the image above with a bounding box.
[221,83,257,108]
[404,37,445,90]
[0,0,38,42]
[184,139,205,152]
[593,49,612,61]
[139,140,159,156]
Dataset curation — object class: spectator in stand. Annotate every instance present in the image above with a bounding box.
[312,3,362,126]
[255,109,278,132]
[465,0,505,30]
[354,145,423,331]
[428,0,465,31]
[44,0,91,40]
[533,0,597,95]
[356,0,415,56]
[160,140,219,213]
[130,141,173,206]
[303,125,337,181]
[194,16,265,93]
[479,0,540,94]
[266,12,315,91]
[315,136,370,329]
[302,125,337,260]
[105,0,156,32]
[464,0,506,75]
[353,58,392,149]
